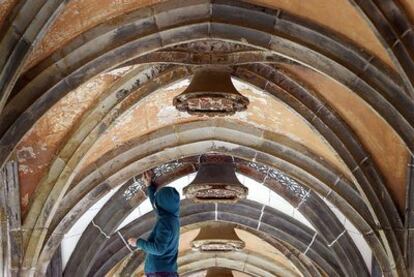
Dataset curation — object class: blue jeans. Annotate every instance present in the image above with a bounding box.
[146,273,178,277]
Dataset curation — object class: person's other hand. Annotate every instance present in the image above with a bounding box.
[128,237,137,247]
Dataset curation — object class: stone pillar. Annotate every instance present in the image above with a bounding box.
[45,246,62,277]
[371,255,382,277]
[0,161,23,277]
[1,169,7,277]
[406,156,414,277]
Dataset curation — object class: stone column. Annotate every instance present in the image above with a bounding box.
[0,161,22,277]
[45,246,62,277]
[406,156,414,277]
[0,168,7,277]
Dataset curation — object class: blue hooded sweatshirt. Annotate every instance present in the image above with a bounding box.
[136,185,180,273]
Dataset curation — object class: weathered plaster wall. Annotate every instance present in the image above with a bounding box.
[0,0,18,27]
[399,0,414,22]
[15,69,132,214]
[248,0,394,67]
[79,81,352,181]
[280,64,409,210]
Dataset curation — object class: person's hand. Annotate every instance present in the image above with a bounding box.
[142,171,154,185]
[128,237,137,247]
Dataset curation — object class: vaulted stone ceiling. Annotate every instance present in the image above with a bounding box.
[0,0,413,276]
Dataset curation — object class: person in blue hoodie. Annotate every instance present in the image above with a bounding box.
[128,171,180,277]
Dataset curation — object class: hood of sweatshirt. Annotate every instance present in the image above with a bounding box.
[154,186,180,217]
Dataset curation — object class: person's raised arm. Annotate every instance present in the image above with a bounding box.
[142,171,157,208]
[147,183,157,208]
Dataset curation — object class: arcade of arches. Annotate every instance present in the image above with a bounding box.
[0,0,414,276]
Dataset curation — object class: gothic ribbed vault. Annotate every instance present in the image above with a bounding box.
[0,0,414,276]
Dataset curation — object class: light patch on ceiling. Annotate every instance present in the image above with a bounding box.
[165,78,190,91]
[107,65,135,77]
[233,78,267,103]
[322,196,373,272]
[60,185,121,269]
[16,146,36,162]
[157,105,192,125]
[18,164,32,174]
[233,111,248,121]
